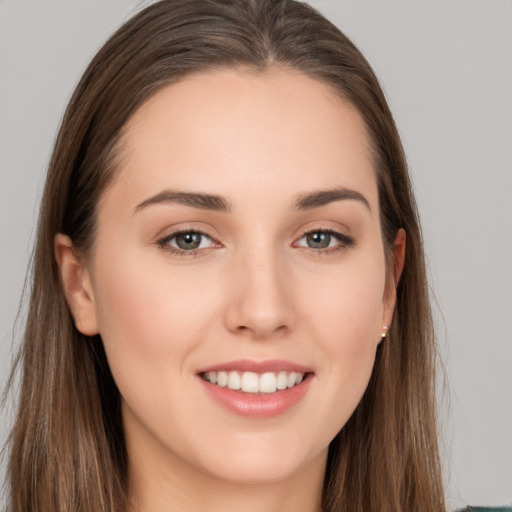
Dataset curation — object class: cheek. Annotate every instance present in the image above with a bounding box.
[304,255,386,347]
[299,253,386,403]
[90,249,220,386]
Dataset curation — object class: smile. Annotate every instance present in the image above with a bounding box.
[200,370,305,394]
[197,359,314,418]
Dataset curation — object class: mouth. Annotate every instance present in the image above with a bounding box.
[196,359,314,417]
[200,370,308,394]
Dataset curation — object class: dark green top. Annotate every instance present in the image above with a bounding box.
[457,507,512,512]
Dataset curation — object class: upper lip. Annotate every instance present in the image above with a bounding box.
[196,359,313,374]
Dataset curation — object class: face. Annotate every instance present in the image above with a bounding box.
[59,68,400,490]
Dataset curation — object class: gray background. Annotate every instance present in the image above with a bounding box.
[1,1,511,509]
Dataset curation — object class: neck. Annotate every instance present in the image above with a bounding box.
[127,436,326,512]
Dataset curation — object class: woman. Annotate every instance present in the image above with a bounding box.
[3,1,506,511]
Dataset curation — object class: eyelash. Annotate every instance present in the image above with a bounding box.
[156,228,356,257]
[156,229,218,257]
[294,228,356,254]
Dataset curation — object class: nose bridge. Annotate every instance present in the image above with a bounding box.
[225,239,294,339]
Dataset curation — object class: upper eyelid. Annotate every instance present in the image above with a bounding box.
[293,227,356,249]
[298,227,344,236]
[294,218,352,235]
[295,226,352,241]
[156,226,218,242]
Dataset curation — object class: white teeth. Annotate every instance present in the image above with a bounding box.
[241,372,259,392]
[287,371,298,387]
[276,371,288,390]
[259,372,277,393]
[217,371,228,387]
[203,370,306,394]
[227,371,241,390]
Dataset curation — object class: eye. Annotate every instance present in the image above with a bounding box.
[157,230,216,253]
[295,229,355,251]
[303,231,333,249]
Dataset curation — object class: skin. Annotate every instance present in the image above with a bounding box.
[56,68,405,512]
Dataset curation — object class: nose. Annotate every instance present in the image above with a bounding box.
[224,248,295,340]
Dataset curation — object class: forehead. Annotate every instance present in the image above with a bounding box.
[108,67,377,210]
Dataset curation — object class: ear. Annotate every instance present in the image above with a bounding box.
[381,228,406,331]
[54,233,99,336]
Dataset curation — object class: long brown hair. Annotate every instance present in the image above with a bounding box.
[4,1,446,510]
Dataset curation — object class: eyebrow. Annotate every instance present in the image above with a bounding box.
[134,186,370,214]
[292,187,371,211]
[134,190,232,213]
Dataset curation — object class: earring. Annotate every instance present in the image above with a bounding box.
[381,326,388,339]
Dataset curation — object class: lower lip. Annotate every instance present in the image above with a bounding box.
[199,375,313,418]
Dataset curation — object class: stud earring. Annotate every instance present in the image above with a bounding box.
[381,325,388,339]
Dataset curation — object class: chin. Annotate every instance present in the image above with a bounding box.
[187,430,327,486]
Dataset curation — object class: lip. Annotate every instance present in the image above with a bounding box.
[197,359,314,419]
[196,358,313,374]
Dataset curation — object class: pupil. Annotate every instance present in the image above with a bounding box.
[307,232,330,248]
[177,232,201,250]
